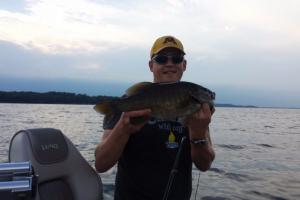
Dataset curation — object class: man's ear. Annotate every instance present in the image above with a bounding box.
[149,60,154,72]
[183,59,187,71]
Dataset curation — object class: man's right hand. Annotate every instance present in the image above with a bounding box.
[115,109,152,135]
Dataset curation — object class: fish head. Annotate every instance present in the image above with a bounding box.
[189,85,216,109]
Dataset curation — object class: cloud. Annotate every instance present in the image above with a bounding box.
[1,0,299,55]
[0,40,107,79]
[0,40,151,81]
[0,0,144,54]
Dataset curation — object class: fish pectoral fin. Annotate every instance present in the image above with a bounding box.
[125,82,153,96]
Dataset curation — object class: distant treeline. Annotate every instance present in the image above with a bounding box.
[216,103,256,108]
[0,91,256,108]
[0,91,117,105]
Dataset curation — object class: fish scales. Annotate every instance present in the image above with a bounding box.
[94,81,215,120]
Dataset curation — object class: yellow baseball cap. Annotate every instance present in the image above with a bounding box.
[150,35,185,58]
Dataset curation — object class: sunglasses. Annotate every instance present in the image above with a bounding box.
[152,54,184,65]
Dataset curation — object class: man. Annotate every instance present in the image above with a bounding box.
[95,35,215,200]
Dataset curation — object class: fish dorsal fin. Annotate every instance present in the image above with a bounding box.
[125,82,153,96]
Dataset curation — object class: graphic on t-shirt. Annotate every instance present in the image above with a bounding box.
[165,130,179,149]
[148,118,185,134]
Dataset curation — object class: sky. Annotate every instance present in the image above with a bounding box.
[0,0,300,108]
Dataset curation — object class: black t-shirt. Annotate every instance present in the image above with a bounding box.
[104,113,192,200]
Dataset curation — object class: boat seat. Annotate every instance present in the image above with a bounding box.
[9,128,103,200]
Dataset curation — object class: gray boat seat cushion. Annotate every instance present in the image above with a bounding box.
[9,128,103,200]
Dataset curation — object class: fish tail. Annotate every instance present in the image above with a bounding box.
[94,100,117,115]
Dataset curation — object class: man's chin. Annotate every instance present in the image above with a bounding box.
[161,75,180,83]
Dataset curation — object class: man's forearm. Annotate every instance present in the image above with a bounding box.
[95,110,151,172]
[95,128,130,173]
[189,128,215,171]
[190,141,215,171]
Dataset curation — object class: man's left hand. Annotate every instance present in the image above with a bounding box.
[185,103,215,137]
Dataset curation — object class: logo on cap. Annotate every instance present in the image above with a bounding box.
[150,35,185,58]
[163,37,178,45]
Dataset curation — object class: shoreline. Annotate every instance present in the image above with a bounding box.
[1,91,299,109]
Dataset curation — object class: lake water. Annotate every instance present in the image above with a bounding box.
[0,103,299,200]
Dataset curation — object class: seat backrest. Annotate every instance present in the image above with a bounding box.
[9,128,103,200]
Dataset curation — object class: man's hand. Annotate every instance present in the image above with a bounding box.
[185,103,215,138]
[115,109,152,135]
[185,103,215,171]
